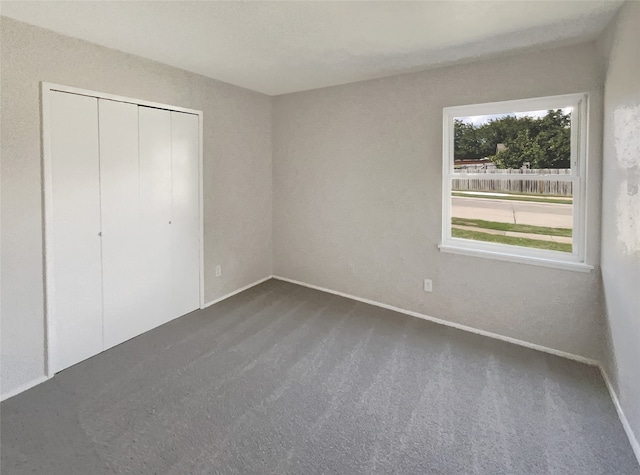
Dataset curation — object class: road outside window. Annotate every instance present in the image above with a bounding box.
[440,94,590,270]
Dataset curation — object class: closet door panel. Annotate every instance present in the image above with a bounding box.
[99,99,146,349]
[138,106,173,328]
[49,92,103,372]
[171,112,200,316]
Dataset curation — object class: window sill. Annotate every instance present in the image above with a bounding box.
[438,244,594,273]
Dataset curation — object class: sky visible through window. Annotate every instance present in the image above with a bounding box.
[450,107,574,253]
[457,107,572,127]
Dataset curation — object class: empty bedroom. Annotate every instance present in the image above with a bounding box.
[1,1,638,473]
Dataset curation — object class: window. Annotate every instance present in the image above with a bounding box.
[439,93,592,272]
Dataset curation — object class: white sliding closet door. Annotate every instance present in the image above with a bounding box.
[138,107,173,328]
[99,99,146,349]
[49,92,103,372]
[171,112,201,316]
[45,83,203,373]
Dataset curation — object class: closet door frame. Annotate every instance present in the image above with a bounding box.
[41,82,204,377]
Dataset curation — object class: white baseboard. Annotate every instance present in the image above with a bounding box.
[600,366,640,466]
[2,276,273,403]
[202,275,273,309]
[4,274,637,468]
[272,274,640,467]
[1,375,50,402]
[272,275,599,366]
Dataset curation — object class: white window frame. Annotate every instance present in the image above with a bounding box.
[439,93,593,272]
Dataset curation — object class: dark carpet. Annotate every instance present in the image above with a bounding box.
[2,279,638,474]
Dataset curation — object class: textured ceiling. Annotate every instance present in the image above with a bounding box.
[0,1,623,95]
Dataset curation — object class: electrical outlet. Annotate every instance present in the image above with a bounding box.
[215,265,222,277]
[423,279,433,292]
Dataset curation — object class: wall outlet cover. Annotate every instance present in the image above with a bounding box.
[424,279,433,292]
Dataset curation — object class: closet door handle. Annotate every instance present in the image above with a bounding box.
[98,232,102,237]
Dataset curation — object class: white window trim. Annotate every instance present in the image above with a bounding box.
[439,93,593,273]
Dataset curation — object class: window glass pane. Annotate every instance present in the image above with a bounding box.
[450,182,573,253]
[453,108,572,175]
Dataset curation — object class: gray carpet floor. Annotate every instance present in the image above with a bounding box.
[2,279,638,474]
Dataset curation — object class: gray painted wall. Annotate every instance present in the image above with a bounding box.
[272,42,606,361]
[2,13,630,420]
[0,17,273,396]
[600,0,640,451]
